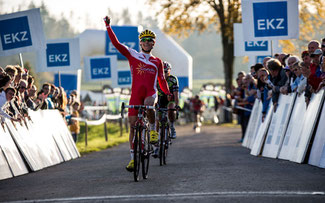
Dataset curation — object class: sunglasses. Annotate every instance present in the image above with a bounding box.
[20,86,26,89]
[141,37,154,42]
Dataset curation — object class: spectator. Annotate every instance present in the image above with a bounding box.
[290,62,304,92]
[267,59,288,112]
[26,85,40,110]
[262,57,272,69]
[4,65,17,86]
[0,75,13,90]
[40,83,54,109]
[308,40,320,55]
[310,49,323,77]
[0,87,20,122]
[301,51,312,68]
[69,101,80,143]
[257,68,272,121]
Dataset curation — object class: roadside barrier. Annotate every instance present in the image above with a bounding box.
[0,110,80,180]
[243,89,325,168]
[72,113,128,146]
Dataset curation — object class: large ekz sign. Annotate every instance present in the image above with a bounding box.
[253,1,288,37]
[105,26,139,60]
[242,0,299,40]
[90,58,111,79]
[36,38,80,72]
[0,8,46,56]
[84,55,117,81]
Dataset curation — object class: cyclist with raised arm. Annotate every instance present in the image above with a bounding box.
[104,17,171,172]
[156,61,179,138]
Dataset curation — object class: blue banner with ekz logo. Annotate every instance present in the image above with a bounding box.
[118,70,132,86]
[0,8,46,56]
[245,41,268,51]
[0,16,32,50]
[90,58,111,79]
[253,1,288,37]
[105,26,139,60]
[46,43,70,67]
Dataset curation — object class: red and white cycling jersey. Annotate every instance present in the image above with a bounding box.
[106,25,171,116]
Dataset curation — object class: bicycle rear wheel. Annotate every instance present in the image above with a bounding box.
[142,127,150,179]
[163,126,170,165]
[159,124,165,166]
[133,127,141,182]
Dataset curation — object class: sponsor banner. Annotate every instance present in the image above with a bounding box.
[37,38,80,72]
[84,55,117,81]
[0,8,46,56]
[242,0,299,40]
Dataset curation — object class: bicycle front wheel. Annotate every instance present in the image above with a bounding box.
[159,124,165,166]
[133,126,141,182]
[142,127,150,179]
[163,126,170,165]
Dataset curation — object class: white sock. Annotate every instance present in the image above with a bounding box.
[149,123,155,131]
[130,149,134,160]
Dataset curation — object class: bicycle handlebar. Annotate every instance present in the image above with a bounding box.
[121,102,179,119]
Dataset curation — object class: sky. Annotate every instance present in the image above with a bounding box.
[2,0,153,32]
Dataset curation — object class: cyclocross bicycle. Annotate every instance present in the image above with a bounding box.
[121,102,154,182]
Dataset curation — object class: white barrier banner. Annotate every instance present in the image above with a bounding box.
[5,120,44,171]
[234,23,276,56]
[84,55,117,82]
[0,146,13,180]
[308,96,325,168]
[242,99,261,148]
[291,90,325,163]
[278,94,306,160]
[0,8,46,56]
[248,101,263,149]
[262,94,296,158]
[242,0,299,41]
[250,103,273,156]
[0,123,28,177]
[37,38,80,72]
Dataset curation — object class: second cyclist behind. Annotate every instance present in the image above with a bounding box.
[156,61,180,139]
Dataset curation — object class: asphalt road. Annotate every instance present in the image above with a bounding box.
[0,125,325,203]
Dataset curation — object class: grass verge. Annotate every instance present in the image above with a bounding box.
[76,122,129,155]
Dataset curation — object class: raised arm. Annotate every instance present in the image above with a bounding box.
[104,16,131,58]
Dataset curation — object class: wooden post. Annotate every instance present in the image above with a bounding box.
[104,121,108,142]
[85,122,88,146]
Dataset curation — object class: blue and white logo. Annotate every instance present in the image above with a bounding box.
[245,41,268,51]
[0,16,32,50]
[105,26,139,60]
[46,43,70,67]
[90,58,111,79]
[118,70,131,85]
[256,55,271,64]
[253,1,288,37]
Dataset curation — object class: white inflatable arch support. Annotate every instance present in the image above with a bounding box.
[78,28,193,90]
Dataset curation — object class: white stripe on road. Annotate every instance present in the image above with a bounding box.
[9,191,325,202]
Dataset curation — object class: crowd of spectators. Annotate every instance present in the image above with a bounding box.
[0,64,81,142]
[232,38,325,142]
